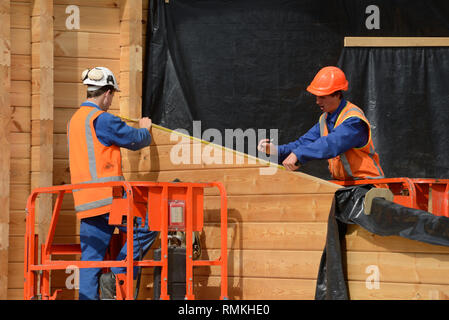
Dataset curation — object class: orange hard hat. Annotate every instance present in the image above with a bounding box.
[306,66,348,96]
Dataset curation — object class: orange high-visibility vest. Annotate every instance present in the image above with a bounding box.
[319,101,385,181]
[67,105,124,219]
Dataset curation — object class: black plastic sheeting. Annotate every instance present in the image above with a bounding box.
[338,47,449,179]
[143,0,449,179]
[315,185,449,300]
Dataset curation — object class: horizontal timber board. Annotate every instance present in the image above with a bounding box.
[52,161,339,195]
[193,249,449,286]
[9,245,449,290]
[192,276,449,300]
[54,31,120,59]
[8,277,449,300]
[54,0,121,7]
[54,57,120,83]
[54,82,120,109]
[345,37,449,47]
[54,193,333,225]
[54,5,120,34]
[345,224,449,254]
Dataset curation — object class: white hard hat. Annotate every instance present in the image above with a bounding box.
[81,67,120,92]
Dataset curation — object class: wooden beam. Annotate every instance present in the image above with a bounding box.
[31,0,53,260]
[0,0,11,300]
[344,37,449,47]
[120,0,143,170]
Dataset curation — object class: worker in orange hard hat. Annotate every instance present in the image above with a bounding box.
[258,66,385,181]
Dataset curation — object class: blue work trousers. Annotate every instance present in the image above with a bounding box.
[78,213,158,300]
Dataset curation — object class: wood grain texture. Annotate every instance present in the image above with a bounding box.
[345,37,449,47]
[0,0,11,299]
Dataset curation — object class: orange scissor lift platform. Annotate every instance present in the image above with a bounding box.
[331,177,449,217]
[24,181,228,300]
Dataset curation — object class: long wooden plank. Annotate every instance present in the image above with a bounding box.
[54,82,120,109]
[54,191,333,232]
[196,249,449,286]
[205,194,333,223]
[54,57,119,83]
[119,0,143,175]
[54,31,120,59]
[345,224,449,254]
[54,5,120,34]
[7,243,449,297]
[200,222,327,250]
[347,280,449,300]
[0,0,11,299]
[52,160,339,195]
[31,1,54,282]
[193,276,449,300]
[54,0,120,7]
[345,37,449,47]
[121,144,266,172]
[126,168,339,195]
[55,192,332,225]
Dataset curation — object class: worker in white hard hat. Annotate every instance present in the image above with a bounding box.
[67,67,158,300]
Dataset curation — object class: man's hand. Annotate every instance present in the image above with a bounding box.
[139,117,152,131]
[257,139,277,155]
[282,152,300,171]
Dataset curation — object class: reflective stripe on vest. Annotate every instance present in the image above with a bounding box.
[319,101,384,180]
[68,106,124,216]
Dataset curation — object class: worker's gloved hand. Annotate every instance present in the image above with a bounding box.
[282,152,300,171]
[257,139,277,155]
[139,117,152,131]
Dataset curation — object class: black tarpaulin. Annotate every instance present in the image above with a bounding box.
[338,47,449,179]
[315,185,449,300]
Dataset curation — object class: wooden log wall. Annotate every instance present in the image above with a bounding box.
[52,0,123,299]
[31,0,54,293]
[4,2,449,299]
[0,0,11,300]
[8,0,31,300]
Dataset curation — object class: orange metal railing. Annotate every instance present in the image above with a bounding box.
[24,181,228,300]
[331,177,449,217]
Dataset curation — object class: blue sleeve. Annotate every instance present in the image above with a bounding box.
[277,122,321,163]
[94,113,151,151]
[291,117,369,165]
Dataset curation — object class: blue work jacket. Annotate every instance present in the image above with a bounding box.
[80,101,151,150]
[277,99,369,165]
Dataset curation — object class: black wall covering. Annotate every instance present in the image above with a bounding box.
[338,47,449,179]
[143,0,449,179]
